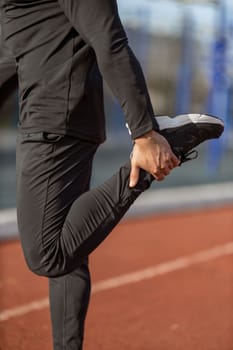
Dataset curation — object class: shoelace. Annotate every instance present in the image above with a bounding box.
[178,149,198,165]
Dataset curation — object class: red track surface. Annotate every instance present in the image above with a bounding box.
[0,205,233,350]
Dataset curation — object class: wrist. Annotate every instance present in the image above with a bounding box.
[134,129,158,144]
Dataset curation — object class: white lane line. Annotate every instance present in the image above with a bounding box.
[1,241,233,322]
[0,299,49,322]
[92,242,233,293]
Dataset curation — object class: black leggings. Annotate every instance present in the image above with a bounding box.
[16,131,153,350]
[16,131,152,277]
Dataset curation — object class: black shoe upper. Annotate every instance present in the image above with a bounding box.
[159,121,224,164]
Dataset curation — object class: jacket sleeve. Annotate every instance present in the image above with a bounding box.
[57,0,159,139]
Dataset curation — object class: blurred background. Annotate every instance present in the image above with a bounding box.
[0,0,233,231]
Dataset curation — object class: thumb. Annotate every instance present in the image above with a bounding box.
[129,163,140,188]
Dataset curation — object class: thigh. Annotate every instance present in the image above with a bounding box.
[16,132,98,272]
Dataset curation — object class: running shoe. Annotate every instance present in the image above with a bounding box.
[155,114,224,164]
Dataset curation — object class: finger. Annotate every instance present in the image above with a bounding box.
[151,168,167,181]
[158,167,170,176]
[171,152,180,166]
[129,164,140,187]
[162,167,170,176]
[167,162,174,170]
[157,177,165,182]
[160,159,174,171]
[154,173,165,182]
[166,157,179,170]
[159,152,177,170]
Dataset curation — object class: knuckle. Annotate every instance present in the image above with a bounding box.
[151,166,159,175]
[153,169,161,176]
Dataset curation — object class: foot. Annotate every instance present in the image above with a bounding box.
[154,114,224,164]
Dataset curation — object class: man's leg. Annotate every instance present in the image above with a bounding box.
[49,259,91,350]
[16,132,99,350]
[48,146,93,350]
[16,132,150,279]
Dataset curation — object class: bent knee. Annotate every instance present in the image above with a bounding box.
[22,246,68,278]
[23,248,48,276]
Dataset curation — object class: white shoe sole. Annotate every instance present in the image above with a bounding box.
[156,114,224,131]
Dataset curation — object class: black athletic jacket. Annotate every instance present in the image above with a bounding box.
[1,0,158,142]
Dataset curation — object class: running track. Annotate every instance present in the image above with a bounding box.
[0,205,233,350]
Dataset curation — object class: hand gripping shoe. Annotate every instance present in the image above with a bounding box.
[155,114,224,164]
